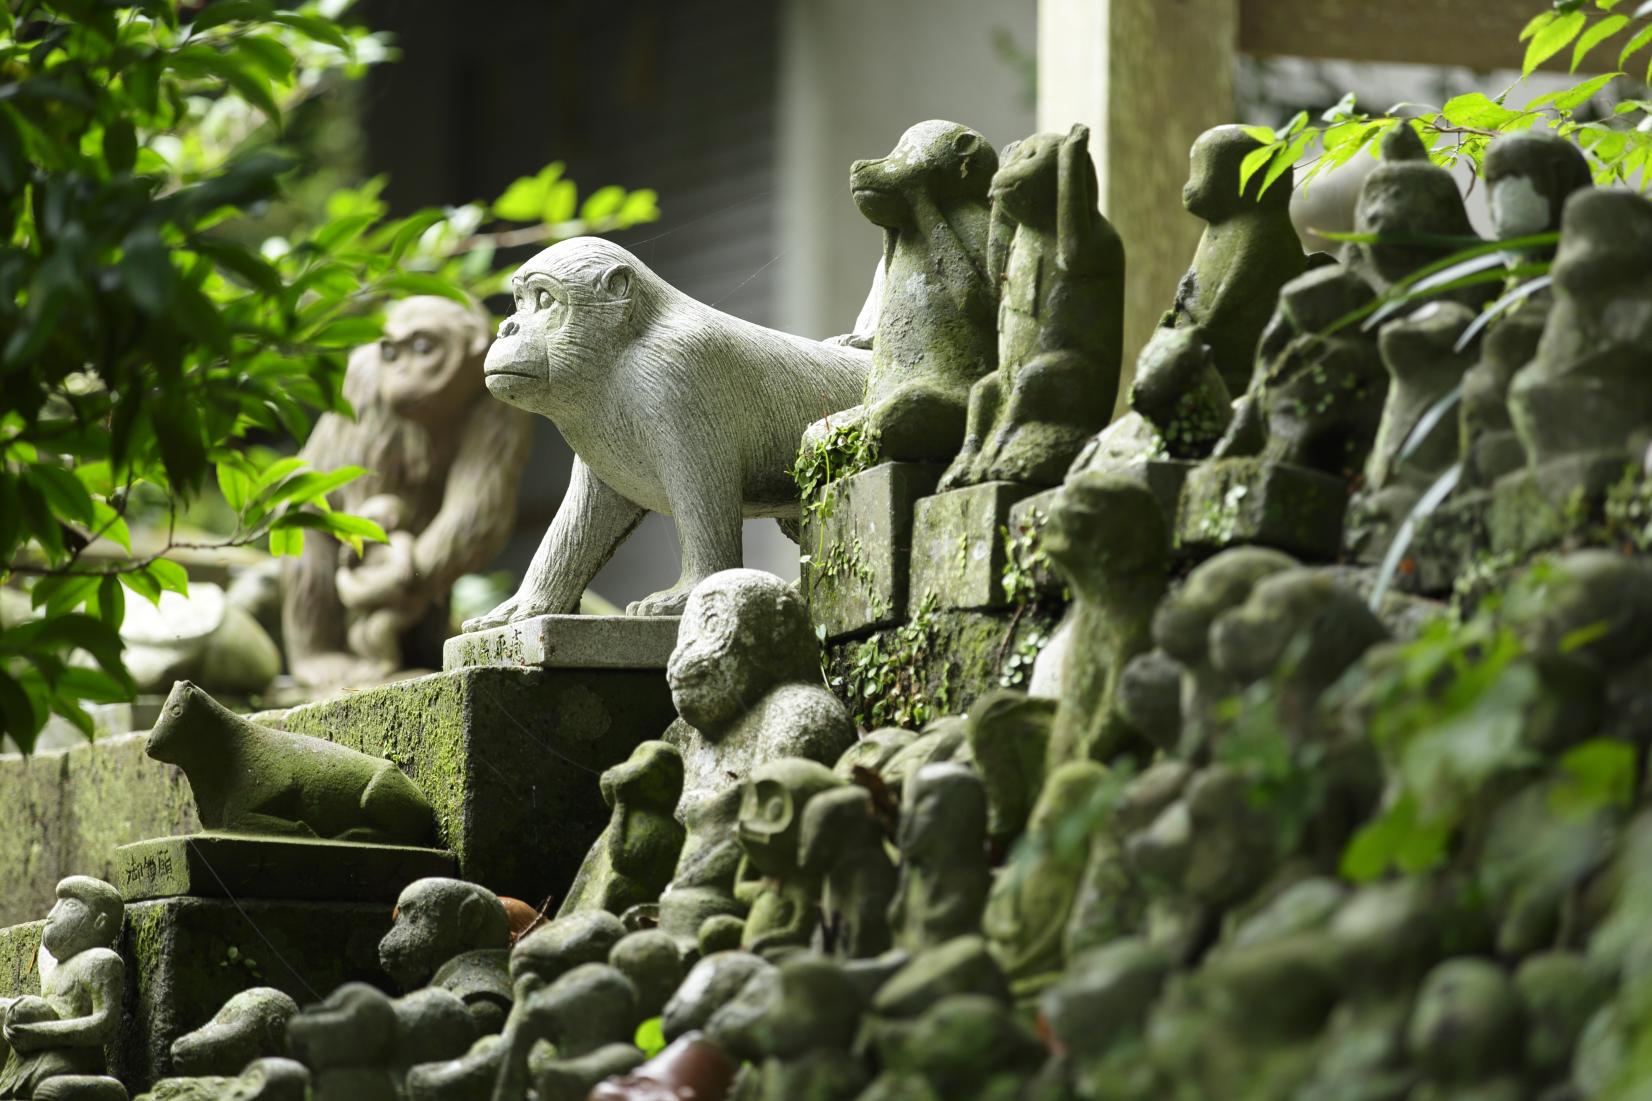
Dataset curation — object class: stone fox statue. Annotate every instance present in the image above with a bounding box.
[467,238,871,623]
[146,680,437,846]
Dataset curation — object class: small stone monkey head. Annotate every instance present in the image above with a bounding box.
[1484,128,1592,242]
[378,877,510,992]
[851,119,997,229]
[42,875,122,958]
[1182,125,1292,221]
[601,740,685,816]
[1043,473,1168,600]
[484,236,642,417]
[667,569,820,737]
[989,124,1093,228]
[372,295,491,423]
[736,758,843,877]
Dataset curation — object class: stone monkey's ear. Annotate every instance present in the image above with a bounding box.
[1066,123,1091,149]
[600,264,633,300]
[953,131,981,157]
[456,892,489,943]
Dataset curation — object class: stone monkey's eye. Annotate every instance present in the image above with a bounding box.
[536,288,554,310]
[379,339,398,362]
[412,335,434,355]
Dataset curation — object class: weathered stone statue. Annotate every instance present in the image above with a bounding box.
[800,785,898,959]
[662,570,855,818]
[1342,124,1484,301]
[169,988,300,1078]
[120,583,281,697]
[0,878,125,1099]
[558,741,685,920]
[744,957,867,1101]
[607,931,683,1019]
[941,123,1125,489]
[1406,958,1526,1101]
[466,239,870,622]
[146,681,436,846]
[379,878,513,1035]
[285,982,476,1101]
[964,690,1053,849]
[810,120,998,465]
[862,994,1045,1101]
[491,964,640,1101]
[734,758,844,953]
[982,761,1109,997]
[655,785,748,952]
[1044,473,1170,768]
[285,295,534,686]
[1129,324,1233,460]
[889,763,992,953]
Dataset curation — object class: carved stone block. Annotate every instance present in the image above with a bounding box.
[1175,459,1346,561]
[801,462,945,641]
[443,614,681,671]
[910,482,1040,612]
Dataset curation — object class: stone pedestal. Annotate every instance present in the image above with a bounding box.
[801,462,945,640]
[1488,454,1632,556]
[115,833,458,904]
[910,482,1040,612]
[1175,458,1347,560]
[443,614,680,671]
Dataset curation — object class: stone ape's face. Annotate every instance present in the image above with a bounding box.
[376,296,489,422]
[379,878,508,991]
[484,238,634,418]
[851,120,996,229]
[1484,129,1592,241]
[1043,473,1165,595]
[41,878,120,958]
[667,570,814,737]
[1182,125,1286,221]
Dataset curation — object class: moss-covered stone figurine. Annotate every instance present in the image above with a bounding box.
[145,680,436,845]
[169,987,299,1078]
[942,123,1126,489]
[800,785,898,959]
[378,878,513,1035]
[0,877,125,1100]
[735,758,844,954]
[816,120,999,464]
[888,763,992,953]
[558,741,686,920]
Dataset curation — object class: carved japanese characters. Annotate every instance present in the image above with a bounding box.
[558,741,685,920]
[466,238,870,621]
[800,785,898,959]
[285,296,534,686]
[942,123,1125,489]
[888,763,992,953]
[0,878,125,1099]
[663,570,855,816]
[822,120,999,464]
[735,758,844,953]
[379,879,513,1035]
[146,680,436,846]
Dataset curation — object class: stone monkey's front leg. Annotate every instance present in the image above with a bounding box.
[463,458,646,631]
[628,458,744,617]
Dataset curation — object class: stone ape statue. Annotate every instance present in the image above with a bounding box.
[283,296,534,687]
[378,878,513,1035]
[465,239,871,622]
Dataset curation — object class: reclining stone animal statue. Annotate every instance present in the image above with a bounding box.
[146,680,436,846]
[463,237,870,623]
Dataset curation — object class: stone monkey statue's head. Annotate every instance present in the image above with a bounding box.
[171,987,300,1077]
[850,119,998,229]
[1208,570,1387,693]
[1152,547,1298,669]
[1549,189,1652,311]
[666,569,821,737]
[989,124,1095,229]
[484,237,649,419]
[799,784,884,876]
[1182,125,1293,222]
[1349,124,1477,289]
[600,739,685,816]
[1483,128,1592,242]
[736,758,843,877]
[897,762,987,865]
[1043,473,1168,600]
[42,875,122,958]
[370,295,491,424]
[378,877,510,992]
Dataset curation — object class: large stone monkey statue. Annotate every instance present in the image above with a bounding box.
[282,296,534,687]
[465,237,870,624]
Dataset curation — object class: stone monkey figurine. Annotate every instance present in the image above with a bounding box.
[734,758,845,954]
[284,295,534,687]
[800,784,898,959]
[808,120,999,465]
[378,878,513,1035]
[558,741,686,920]
[0,877,125,1100]
[888,763,993,953]
[146,680,437,846]
[942,123,1126,489]
[285,982,476,1101]
[466,239,870,622]
[169,988,300,1078]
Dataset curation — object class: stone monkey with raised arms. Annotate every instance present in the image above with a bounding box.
[467,239,870,622]
[943,123,1126,489]
[283,296,534,686]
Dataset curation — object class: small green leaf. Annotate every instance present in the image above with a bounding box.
[1520,10,1559,40]
[269,526,304,557]
[1526,10,1588,76]
[1619,20,1652,66]
[1574,13,1629,70]
[1238,143,1278,195]
[543,179,578,224]
[634,1017,666,1058]
[145,558,189,596]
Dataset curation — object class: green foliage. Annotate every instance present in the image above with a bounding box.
[0,0,657,751]
[790,420,881,529]
[832,594,952,730]
[1000,510,1066,608]
[633,1016,667,1059]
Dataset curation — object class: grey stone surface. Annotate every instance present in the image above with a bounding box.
[910,482,1039,612]
[800,462,945,641]
[1175,458,1346,561]
[466,237,870,623]
[443,614,681,672]
[114,835,456,905]
[168,988,298,1079]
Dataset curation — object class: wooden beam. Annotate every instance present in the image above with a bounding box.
[1038,0,1241,414]
[1240,0,1617,71]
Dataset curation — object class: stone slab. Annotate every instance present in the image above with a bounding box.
[910,482,1040,612]
[1175,458,1347,561]
[115,833,458,904]
[0,666,674,926]
[1004,488,1065,603]
[801,462,946,640]
[1487,454,1631,556]
[443,614,681,671]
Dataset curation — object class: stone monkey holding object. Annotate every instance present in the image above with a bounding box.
[467,238,870,622]
[558,741,686,920]
[146,680,436,846]
[942,123,1126,489]
[284,296,534,687]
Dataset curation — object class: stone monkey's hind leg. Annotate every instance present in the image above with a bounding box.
[938,371,1004,492]
[984,350,1112,486]
[629,461,744,616]
[463,459,645,630]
